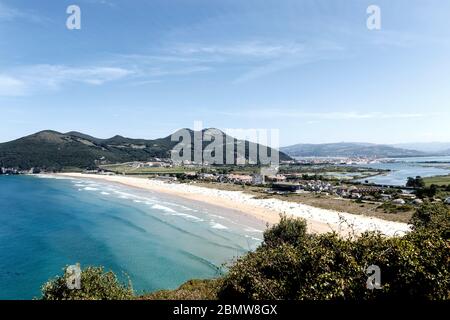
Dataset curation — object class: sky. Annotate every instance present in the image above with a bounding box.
[0,0,450,146]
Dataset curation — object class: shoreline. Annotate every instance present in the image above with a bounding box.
[53,173,411,236]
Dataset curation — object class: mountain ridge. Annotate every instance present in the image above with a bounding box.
[0,129,290,170]
[392,142,450,154]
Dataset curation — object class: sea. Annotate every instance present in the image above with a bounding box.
[0,175,265,299]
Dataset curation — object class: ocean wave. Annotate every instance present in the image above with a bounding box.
[171,212,204,222]
[151,204,176,213]
[83,187,98,191]
[244,227,263,233]
[245,235,262,241]
[35,174,71,180]
[74,183,87,187]
[163,202,198,212]
[177,250,221,273]
[209,214,227,220]
[210,222,228,230]
[106,214,149,234]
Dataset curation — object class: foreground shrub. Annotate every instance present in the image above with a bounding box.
[41,266,134,300]
[410,203,450,239]
[263,215,308,248]
[219,207,450,300]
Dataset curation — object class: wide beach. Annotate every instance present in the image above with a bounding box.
[56,173,411,236]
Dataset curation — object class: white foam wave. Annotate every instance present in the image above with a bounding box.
[152,204,177,213]
[210,223,228,230]
[245,235,262,241]
[171,212,203,222]
[74,184,87,187]
[244,227,263,233]
[83,187,98,191]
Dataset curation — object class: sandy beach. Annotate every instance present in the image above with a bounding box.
[55,173,411,236]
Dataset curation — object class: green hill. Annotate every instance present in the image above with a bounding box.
[0,129,290,170]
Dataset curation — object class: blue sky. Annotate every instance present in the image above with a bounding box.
[1,0,450,146]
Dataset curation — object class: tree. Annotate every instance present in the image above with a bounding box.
[416,184,438,199]
[407,176,425,188]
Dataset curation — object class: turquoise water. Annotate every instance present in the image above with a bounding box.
[0,175,264,299]
[355,156,450,186]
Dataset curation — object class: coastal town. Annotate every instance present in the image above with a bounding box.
[5,155,449,214]
[100,158,450,209]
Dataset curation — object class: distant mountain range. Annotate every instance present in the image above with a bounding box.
[280,142,430,158]
[392,142,450,154]
[0,130,291,170]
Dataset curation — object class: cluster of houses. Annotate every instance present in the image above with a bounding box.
[269,180,450,206]
[0,167,38,174]
[183,172,287,185]
[294,157,381,166]
[2,167,44,174]
[178,171,450,207]
[0,167,20,174]
[126,159,173,169]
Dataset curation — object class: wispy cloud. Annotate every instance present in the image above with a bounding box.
[0,57,214,96]
[83,0,117,7]
[234,41,347,83]
[163,39,346,83]
[171,41,306,58]
[220,110,442,120]
[0,65,133,96]
[0,75,25,96]
[0,2,22,21]
[21,40,325,91]
[0,1,48,23]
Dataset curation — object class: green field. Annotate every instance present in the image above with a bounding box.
[99,164,191,175]
[99,163,264,175]
[423,175,450,187]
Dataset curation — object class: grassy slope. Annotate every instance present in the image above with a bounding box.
[424,175,450,187]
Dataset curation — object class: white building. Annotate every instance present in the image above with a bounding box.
[252,174,265,185]
[392,198,406,205]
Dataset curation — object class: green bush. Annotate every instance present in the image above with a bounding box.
[410,203,450,239]
[263,214,308,248]
[218,206,450,300]
[41,266,134,300]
